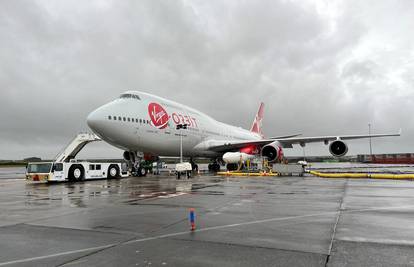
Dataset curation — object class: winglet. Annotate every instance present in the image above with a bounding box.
[398,128,402,135]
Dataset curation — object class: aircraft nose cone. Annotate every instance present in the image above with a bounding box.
[87,109,99,130]
[87,107,107,135]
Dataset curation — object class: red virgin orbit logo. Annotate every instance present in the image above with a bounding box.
[148,102,169,129]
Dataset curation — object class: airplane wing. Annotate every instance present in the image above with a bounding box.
[269,133,302,139]
[202,129,401,152]
[276,130,401,147]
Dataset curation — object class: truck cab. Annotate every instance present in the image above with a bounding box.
[26,162,54,182]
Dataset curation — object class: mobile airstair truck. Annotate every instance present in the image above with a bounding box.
[26,133,128,182]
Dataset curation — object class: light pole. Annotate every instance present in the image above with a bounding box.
[176,124,188,163]
[302,146,306,162]
[368,123,372,157]
[300,142,306,161]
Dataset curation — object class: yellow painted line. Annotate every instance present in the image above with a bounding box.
[309,171,414,180]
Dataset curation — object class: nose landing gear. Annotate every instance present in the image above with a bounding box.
[125,151,150,177]
[136,165,148,177]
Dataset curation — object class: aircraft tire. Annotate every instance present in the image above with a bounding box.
[138,167,147,177]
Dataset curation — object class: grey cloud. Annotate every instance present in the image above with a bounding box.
[342,60,380,80]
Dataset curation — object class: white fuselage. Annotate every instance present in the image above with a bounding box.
[87,91,262,158]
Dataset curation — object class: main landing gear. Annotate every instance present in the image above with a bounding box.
[208,162,221,172]
[190,158,199,173]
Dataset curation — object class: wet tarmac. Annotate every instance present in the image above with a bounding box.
[0,167,25,180]
[1,169,414,266]
[309,162,414,174]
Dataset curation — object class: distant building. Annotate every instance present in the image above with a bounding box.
[24,157,42,162]
[357,153,414,164]
[286,155,357,163]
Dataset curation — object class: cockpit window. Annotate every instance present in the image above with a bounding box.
[120,93,141,100]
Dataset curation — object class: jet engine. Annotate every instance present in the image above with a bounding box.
[261,141,282,162]
[329,140,348,157]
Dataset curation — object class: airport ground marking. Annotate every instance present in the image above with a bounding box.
[326,179,348,263]
[0,244,117,266]
[1,204,414,266]
[125,204,414,244]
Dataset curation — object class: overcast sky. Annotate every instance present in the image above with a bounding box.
[0,0,413,160]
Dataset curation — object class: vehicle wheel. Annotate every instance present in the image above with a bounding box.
[177,172,181,179]
[138,167,147,177]
[69,165,84,182]
[107,165,120,179]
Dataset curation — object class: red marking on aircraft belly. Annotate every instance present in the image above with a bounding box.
[240,145,259,155]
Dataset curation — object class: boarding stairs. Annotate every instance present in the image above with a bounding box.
[54,133,101,163]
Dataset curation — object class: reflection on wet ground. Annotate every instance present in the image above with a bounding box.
[1,169,414,266]
[309,162,414,173]
[19,175,225,208]
[0,167,26,179]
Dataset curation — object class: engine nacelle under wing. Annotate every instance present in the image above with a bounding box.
[261,141,283,162]
[329,140,348,157]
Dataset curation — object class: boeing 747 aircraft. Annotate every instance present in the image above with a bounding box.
[87,91,400,176]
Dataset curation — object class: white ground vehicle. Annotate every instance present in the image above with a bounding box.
[272,163,305,177]
[175,162,192,179]
[26,133,128,182]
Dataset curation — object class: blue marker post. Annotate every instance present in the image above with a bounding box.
[189,208,196,231]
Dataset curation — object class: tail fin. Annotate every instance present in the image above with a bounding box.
[250,102,264,136]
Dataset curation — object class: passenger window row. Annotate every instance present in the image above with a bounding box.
[108,115,150,125]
